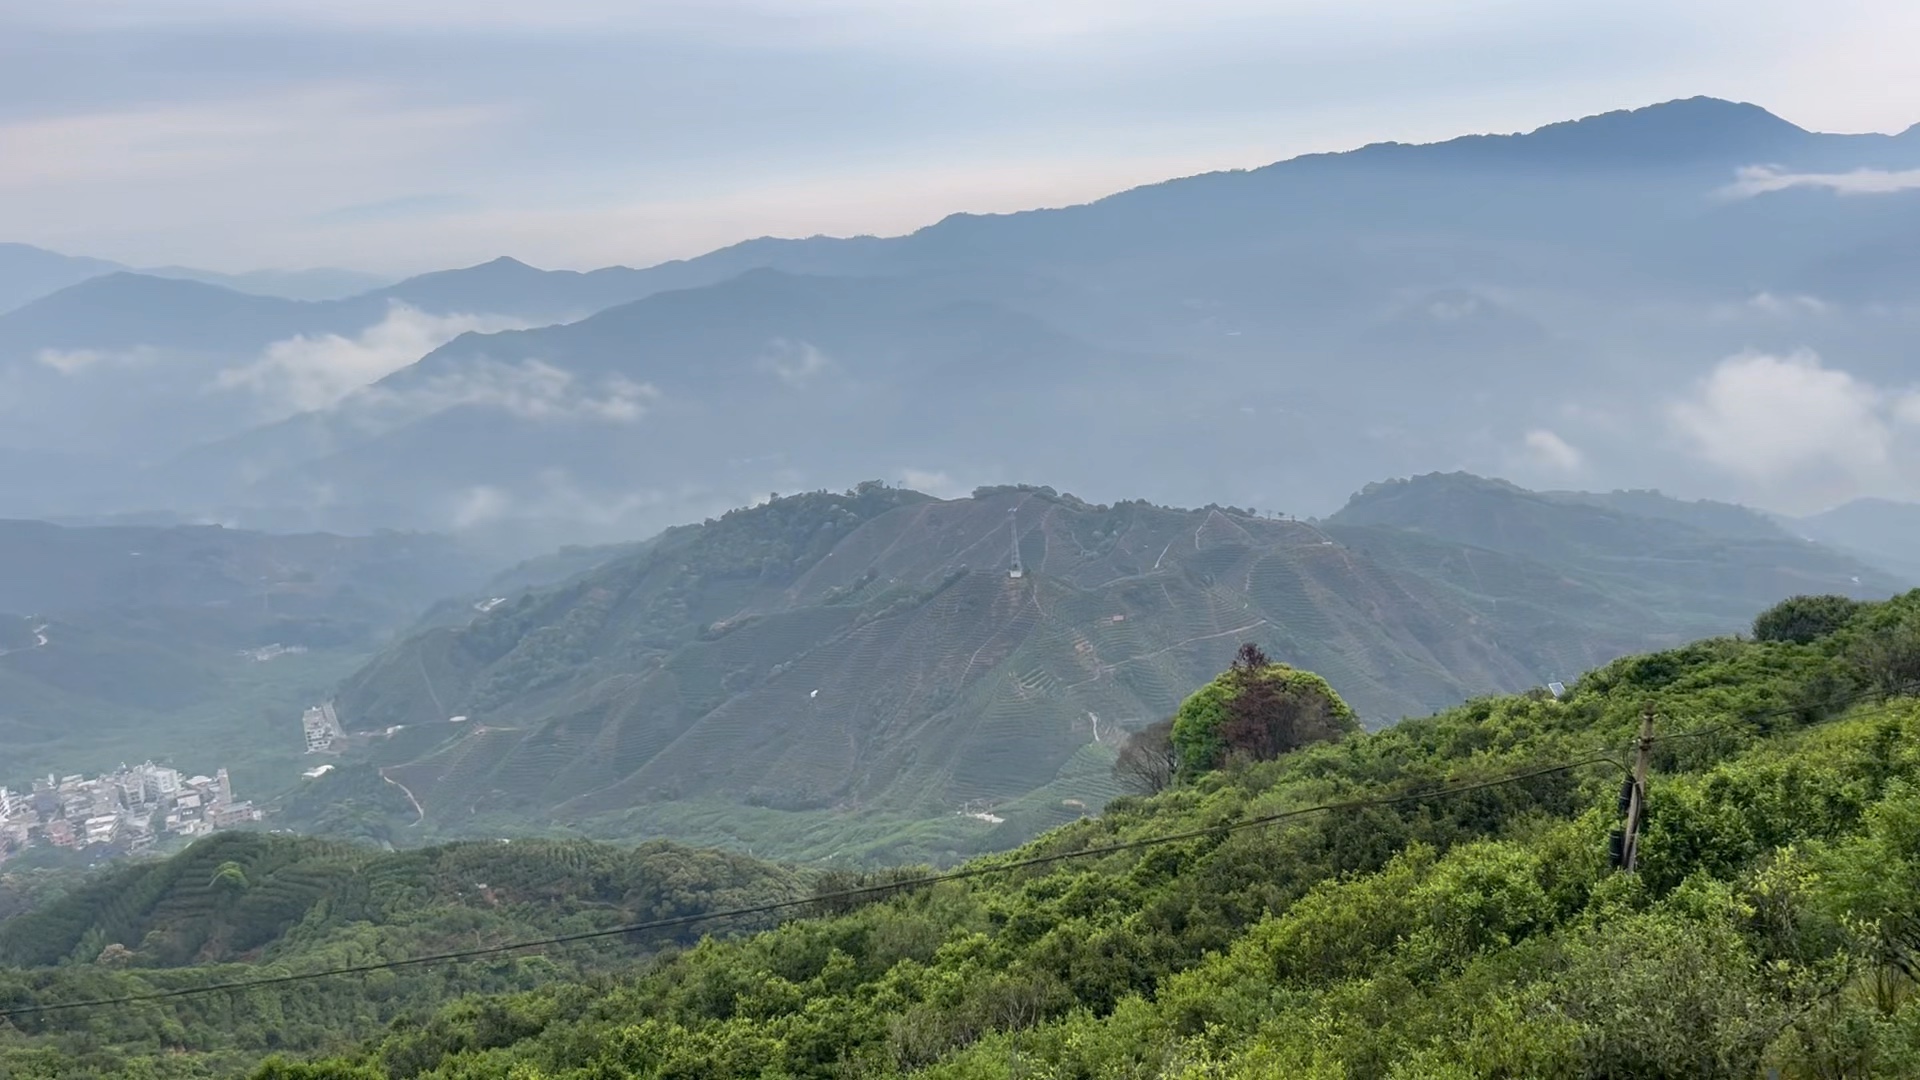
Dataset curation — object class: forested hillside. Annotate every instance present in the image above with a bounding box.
[6,588,1916,1077]
[314,478,1893,863]
[0,833,804,1078]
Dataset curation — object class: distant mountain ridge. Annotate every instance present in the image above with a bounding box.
[1791,498,1920,582]
[10,96,1920,537]
[0,243,122,315]
[0,242,391,314]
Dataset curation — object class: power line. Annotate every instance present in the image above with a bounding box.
[5,682,1910,1023]
[0,755,1615,1021]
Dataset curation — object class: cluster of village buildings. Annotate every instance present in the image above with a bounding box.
[0,701,357,865]
[0,761,262,862]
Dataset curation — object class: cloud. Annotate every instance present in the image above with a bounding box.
[11,0,1920,278]
[211,303,530,416]
[1724,165,1920,198]
[900,469,969,499]
[757,339,836,387]
[444,470,673,531]
[1426,296,1483,321]
[1899,394,1920,427]
[1711,291,1832,320]
[1520,429,1584,473]
[450,485,513,529]
[3,0,1830,275]
[1668,350,1920,509]
[355,358,660,424]
[0,85,505,195]
[15,0,1429,44]
[309,194,473,226]
[34,346,165,375]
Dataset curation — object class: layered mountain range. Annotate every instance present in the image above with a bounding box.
[4,97,1920,550]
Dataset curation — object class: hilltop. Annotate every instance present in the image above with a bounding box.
[1327,472,1903,622]
[310,476,1893,863]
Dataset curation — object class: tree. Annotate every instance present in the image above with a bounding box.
[1113,718,1178,794]
[1170,644,1358,775]
[1855,603,1920,698]
[1752,594,1864,644]
[210,861,249,900]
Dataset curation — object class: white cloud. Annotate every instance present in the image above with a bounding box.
[900,469,968,499]
[757,339,836,387]
[33,346,165,375]
[355,358,659,424]
[1723,165,1920,198]
[212,303,529,417]
[1898,393,1920,427]
[450,485,513,529]
[1718,291,1832,319]
[1521,429,1584,473]
[1668,350,1920,510]
[444,471,673,531]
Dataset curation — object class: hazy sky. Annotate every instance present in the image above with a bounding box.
[5,0,1919,275]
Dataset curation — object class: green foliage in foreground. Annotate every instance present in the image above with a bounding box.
[0,834,805,1078]
[1753,593,1868,645]
[9,590,1920,1079]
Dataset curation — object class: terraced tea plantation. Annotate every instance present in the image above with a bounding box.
[306,478,1898,863]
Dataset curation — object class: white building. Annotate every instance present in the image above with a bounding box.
[302,702,344,753]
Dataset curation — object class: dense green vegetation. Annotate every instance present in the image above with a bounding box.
[0,833,805,1078]
[6,589,1916,1078]
[1167,643,1358,776]
[1753,594,1868,646]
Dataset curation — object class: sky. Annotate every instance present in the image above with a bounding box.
[3,0,1920,275]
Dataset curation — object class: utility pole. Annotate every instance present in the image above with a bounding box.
[1622,702,1654,873]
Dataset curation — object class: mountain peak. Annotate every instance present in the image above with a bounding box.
[377,255,558,304]
[1497,96,1808,164]
[1535,95,1800,138]
[19,270,259,309]
[480,255,536,270]
[1304,96,1813,172]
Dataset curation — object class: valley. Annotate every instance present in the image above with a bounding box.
[7,80,1920,1079]
[0,520,492,801]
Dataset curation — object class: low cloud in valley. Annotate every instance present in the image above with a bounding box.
[1669,350,1920,511]
[212,303,530,418]
[358,358,660,425]
[1725,165,1920,198]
